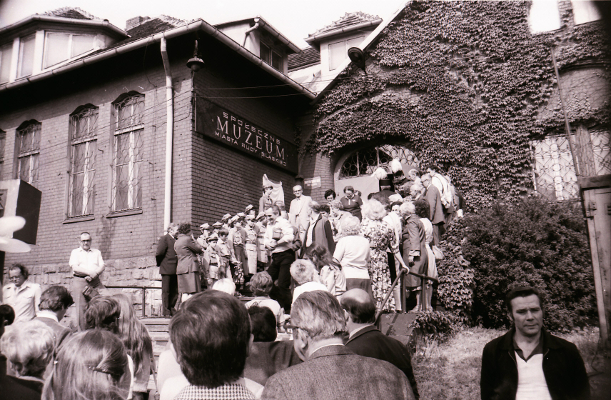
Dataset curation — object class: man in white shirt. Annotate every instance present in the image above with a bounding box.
[480,286,590,400]
[69,232,105,330]
[2,264,41,323]
[288,185,312,242]
[264,205,295,312]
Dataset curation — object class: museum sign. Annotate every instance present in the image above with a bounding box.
[198,100,298,173]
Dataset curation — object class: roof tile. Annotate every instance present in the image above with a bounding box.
[308,12,380,37]
[288,47,320,71]
[43,7,100,20]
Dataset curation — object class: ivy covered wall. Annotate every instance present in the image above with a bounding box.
[306,0,610,211]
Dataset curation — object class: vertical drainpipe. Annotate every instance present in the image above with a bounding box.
[160,37,173,230]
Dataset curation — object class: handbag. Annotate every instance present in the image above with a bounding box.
[432,245,444,261]
[82,284,99,301]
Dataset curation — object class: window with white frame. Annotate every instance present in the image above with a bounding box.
[339,145,419,178]
[68,105,98,217]
[112,93,144,212]
[0,43,13,84]
[17,34,36,79]
[43,32,95,69]
[328,36,365,71]
[16,120,41,186]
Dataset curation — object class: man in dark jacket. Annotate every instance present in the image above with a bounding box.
[301,202,335,258]
[480,286,590,400]
[341,288,419,399]
[156,223,179,316]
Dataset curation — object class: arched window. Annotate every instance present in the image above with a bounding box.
[16,120,41,186]
[68,105,98,217]
[112,92,144,211]
[339,145,419,179]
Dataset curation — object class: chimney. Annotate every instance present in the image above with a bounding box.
[126,16,150,31]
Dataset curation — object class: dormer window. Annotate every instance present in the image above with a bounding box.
[44,32,95,69]
[328,36,364,71]
[260,43,282,72]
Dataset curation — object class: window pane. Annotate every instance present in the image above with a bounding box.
[19,156,30,182]
[532,136,578,200]
[114,165,129,210]
[18,35,36,78]
[44,32,70,69]
[133,129,144,161]
[18,123,41,155]
[260,43,271,64]
[328,40,346,71]
[71,107,98,141]
[31,154,39,184]
[71,35,94,58]
[271,52,282,71]
[115,133,130,164]
[0,44,12,84]
[72,142,86,172]
[70,172,85,216]
[116,95,144,129]
[340,152,360,178]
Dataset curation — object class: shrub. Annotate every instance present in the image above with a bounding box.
[411,311,461,343]
[460,197,596,331]
[437,220,475,323]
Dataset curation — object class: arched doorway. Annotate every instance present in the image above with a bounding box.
[334,144,419,198]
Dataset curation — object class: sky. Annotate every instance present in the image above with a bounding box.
[0,0,407,48]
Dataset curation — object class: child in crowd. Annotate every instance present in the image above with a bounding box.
[245,271,284,325]
[217,228,243,290]
[306,245,346,299]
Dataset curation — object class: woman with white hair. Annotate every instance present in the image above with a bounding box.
[361,200,409,312]
[333,216,372,296]
[1,319,55,397]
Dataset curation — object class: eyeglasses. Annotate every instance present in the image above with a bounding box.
[81,239,92,243]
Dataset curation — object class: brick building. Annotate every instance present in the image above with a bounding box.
[0,8,313,299]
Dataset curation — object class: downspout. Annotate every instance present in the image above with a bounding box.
[160,37,173,230]
[243,18,260,46]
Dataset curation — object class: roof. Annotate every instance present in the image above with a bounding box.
[305,12,382,46]
[0,17,314,99]
[120,16,187,46]
[42,7,100,20]
[288,47,320,71]
[215,16,301,54]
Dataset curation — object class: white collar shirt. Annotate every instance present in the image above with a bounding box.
[2,280,42,323]
[69,247,105,277]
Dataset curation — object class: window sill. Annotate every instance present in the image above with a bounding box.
[106,209,143,218]
[63,215,95,224]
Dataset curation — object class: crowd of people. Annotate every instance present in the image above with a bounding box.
[1,161,592,399]
[155,162,464,315]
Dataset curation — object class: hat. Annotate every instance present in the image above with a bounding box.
[236,212,246,219]
[245,214,255,221]
[208,233,219,241]
[229,215,239,224]
[212,221,223,228]
[256,212,266,221]
[245,204,254,213]
[221,213,231,222]
[200,223,210,230]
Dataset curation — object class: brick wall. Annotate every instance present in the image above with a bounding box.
[0,54,193,288]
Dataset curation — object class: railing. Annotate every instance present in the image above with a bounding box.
[105,285,162,318]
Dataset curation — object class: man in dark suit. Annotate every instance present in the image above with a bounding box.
[422,173,445,246]
[341,288,419,399]
[35,286,73,347]
[301,202,335,258]
[156,222,179,316]
[261,291,415,400]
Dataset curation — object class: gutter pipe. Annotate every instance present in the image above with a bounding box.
[0,19,315,99]
[243,19,260,47]
[160,37,173,231]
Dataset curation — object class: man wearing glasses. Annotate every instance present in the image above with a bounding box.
[69,232,105,330]
[2,264,41,323]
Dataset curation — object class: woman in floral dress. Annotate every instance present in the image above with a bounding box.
[361,199,408,312]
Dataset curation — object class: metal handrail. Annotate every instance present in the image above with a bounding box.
[105,285,162,318]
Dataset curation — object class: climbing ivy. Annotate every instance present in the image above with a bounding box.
[308,0,610,211]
